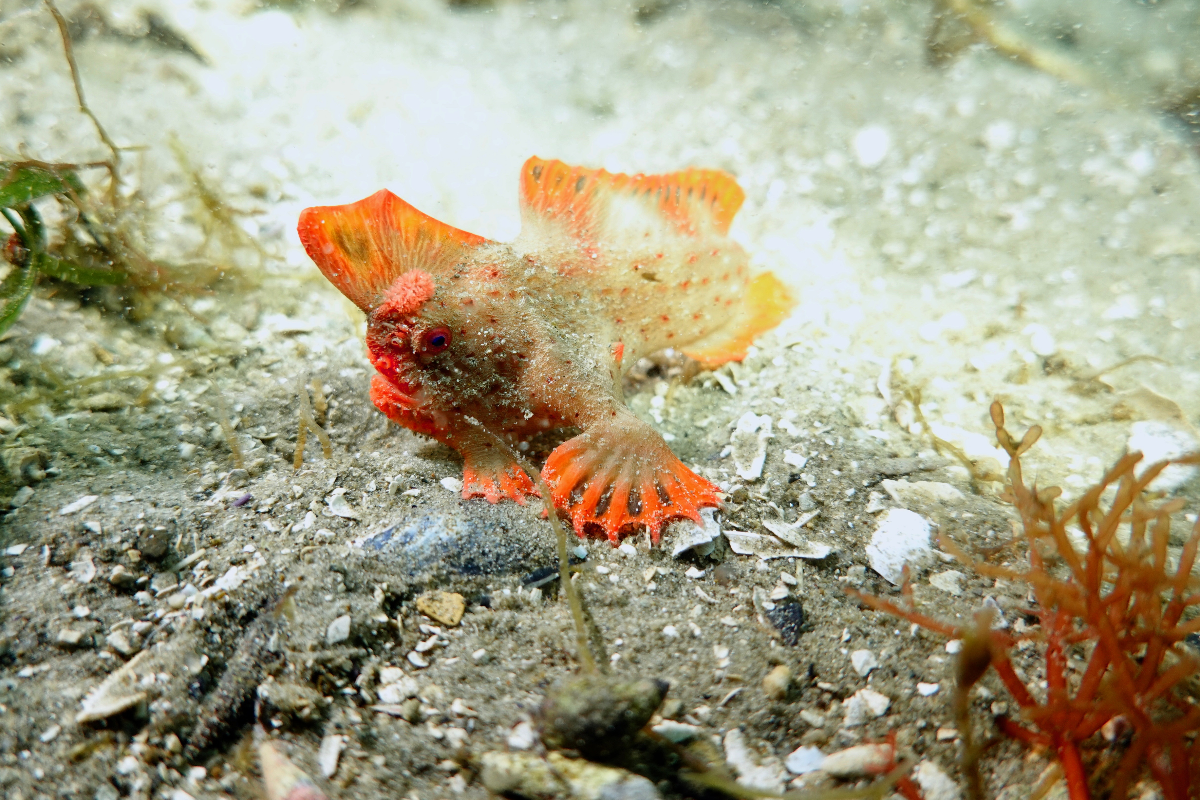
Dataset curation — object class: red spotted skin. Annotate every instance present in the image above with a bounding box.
[299,158,792,543]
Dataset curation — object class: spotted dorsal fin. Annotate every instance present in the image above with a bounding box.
[518,157,744,246]
[298,189,490,312]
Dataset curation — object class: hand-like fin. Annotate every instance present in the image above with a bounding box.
[519,157,744,245]
[298,189,490,312]
[541,412,721,543]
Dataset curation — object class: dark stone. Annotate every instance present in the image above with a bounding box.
[766,600,805,646]
[137,528,169,561]
[360,499,557,579]
[538,673,668,760]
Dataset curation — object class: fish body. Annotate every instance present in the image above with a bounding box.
[299,157,791,542]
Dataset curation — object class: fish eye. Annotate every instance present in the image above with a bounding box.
[419,327,452,355]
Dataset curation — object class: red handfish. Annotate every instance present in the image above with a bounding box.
[298,157,792,543]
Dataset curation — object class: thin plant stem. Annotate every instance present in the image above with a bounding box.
[460,417,599,674]
[43,0,121,197]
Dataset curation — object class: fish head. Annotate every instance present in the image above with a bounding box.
[365,266,527,420]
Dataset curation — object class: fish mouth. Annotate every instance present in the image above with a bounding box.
[380,375,421,407]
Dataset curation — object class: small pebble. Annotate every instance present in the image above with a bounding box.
[866,508,933,585]
[819,743,892,779]
[784,745,824,775]
[914,760,962,800]
[326,614,351,645]
[408,651,430,669]
[917,682,940,696]
[852,125,891,168]
[850,649,878,677]
[318,733,345,778]
[58,495,98,516]
[843,688,890,727]
[929,570,965,596]
[507,721,536,751]
[762,665,791,700]
[415,592,466,627]
[55,627,89,649]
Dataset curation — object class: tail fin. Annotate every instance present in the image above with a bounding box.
[298,189,490,312]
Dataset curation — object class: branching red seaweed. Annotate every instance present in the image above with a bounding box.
[849,401,1200,800]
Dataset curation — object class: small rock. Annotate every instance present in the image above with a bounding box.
[56,627,90,649]
[669,507,721,557]
[77,392,129,412]
[479,750,662,800]
[918,682,940,696]
[138,528,170,561]
[108,565,137,589]
[377,676,420,704]
[507,720,537,751]
[651,720,702,742]
[440,476,464,493]
[472,648,491,663]
[853,125,891,168]
[725,530,830,560]
[326,492,359,519]
[407,651,430,669]
[415,591,466,627]
[10,486,34,508]
[866,508,933,585]
[762,665,791,700]
[1024,324,1057,357]
[723,727,788,792]
[106,630,139,657]
[930,570,965,596]
[69,551,97,584]
[843,688,890,727]
[317,734,345,779]
[325,615,351,646]
[850,649,878,677]
[538,674,668,760]
[783,450,807,469]
[819,743,893,779]
[914,760,962,800]
[880,479,964,505]
[765,600,805,646]
[731,412,772,481]
[58,494,98,516]
[784,745,825,775]
[39,724,61,743]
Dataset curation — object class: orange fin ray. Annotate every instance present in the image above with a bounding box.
[683,271,794,369]
[462,461,540,506]
[519,156,745,244]
[541,416,721,544]
[298,189,491,312]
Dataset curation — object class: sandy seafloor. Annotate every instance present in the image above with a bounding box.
[2,0,1200,798]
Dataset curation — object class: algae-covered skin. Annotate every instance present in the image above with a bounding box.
[298,159,792,543]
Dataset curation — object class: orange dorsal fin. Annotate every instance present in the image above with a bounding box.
[298,189,490,312]
[519,157,744,245]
